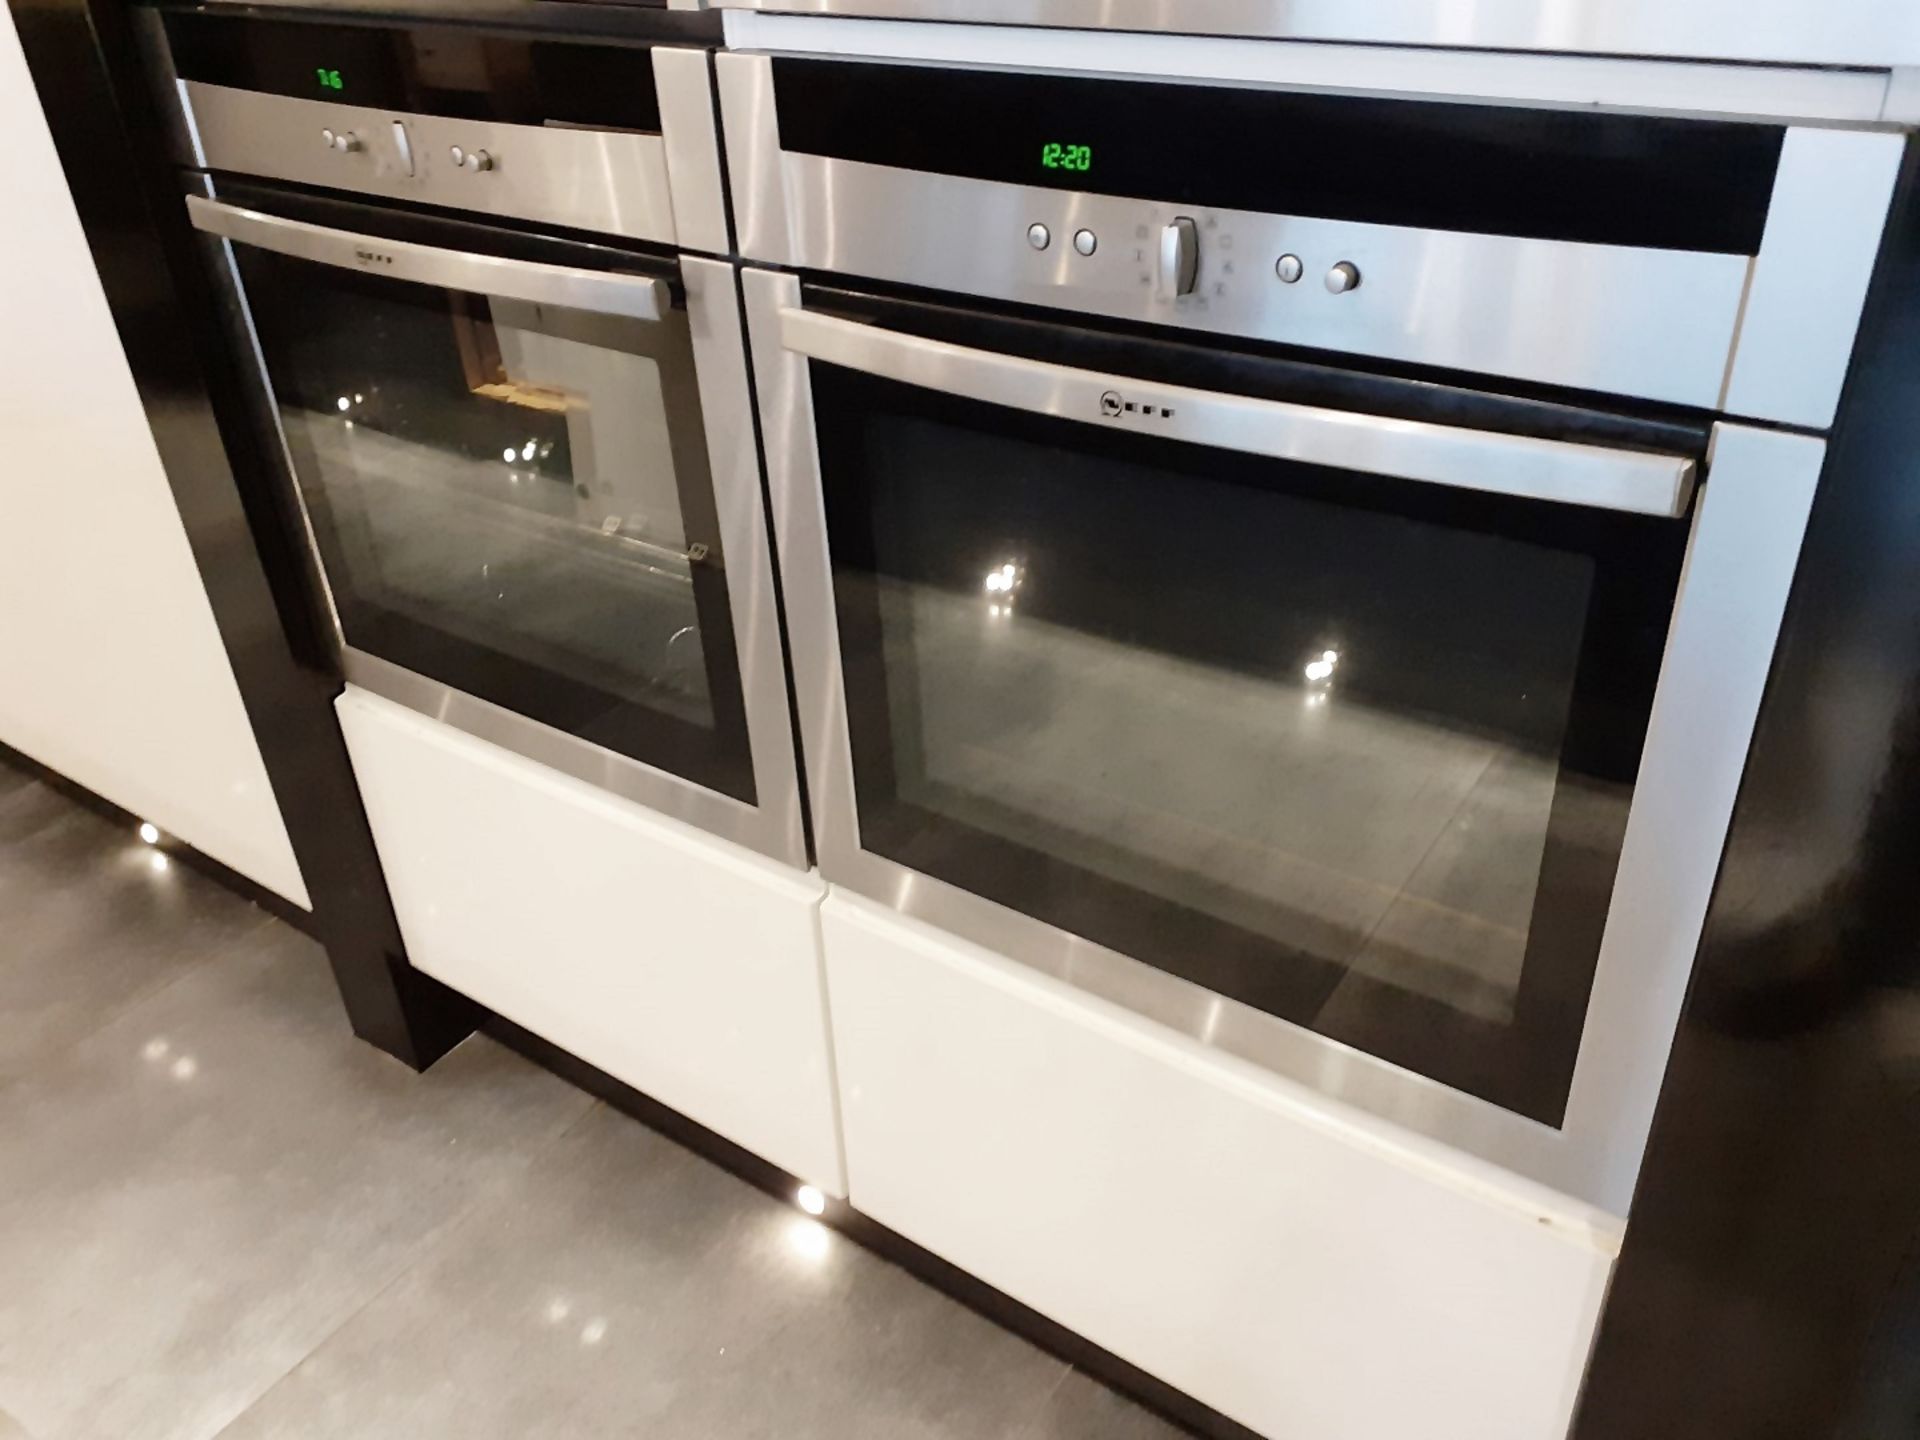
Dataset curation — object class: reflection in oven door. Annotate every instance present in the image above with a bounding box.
[817,363,1684,1128]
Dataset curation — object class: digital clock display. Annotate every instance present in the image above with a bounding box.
[1041,143,1091,173]
[316,67,344,91]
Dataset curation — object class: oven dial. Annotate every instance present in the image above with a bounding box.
[1326,261,1362,294]
[464,149,495,172]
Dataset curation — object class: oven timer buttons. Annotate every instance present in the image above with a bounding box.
[320,128,360,154]
[1274,253,1304,284]
[1073,229,1098,256]
[1027,223,1052,251]
[1326,261,1362,294]
[450,146,496,173]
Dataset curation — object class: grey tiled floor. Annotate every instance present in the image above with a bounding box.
[0,766,1185,1440]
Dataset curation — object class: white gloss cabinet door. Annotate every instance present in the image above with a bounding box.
[822,891,1619,1440]
[337,687,844,1194]
[0,9,307,907]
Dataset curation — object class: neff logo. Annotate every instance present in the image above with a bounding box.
[354,249,394,267]
[1098,389,1176,423]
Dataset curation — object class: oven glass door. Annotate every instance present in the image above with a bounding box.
[212,194,756,807]
[794,297,1697,1128]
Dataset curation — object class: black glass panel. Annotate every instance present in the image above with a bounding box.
[235,242,755,803]
[814,365,1689,1124]
[166,11,663,130]
[774,58,1783,255]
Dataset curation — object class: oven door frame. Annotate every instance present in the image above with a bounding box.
[744,264,1824,1216]
[193,184,809,869]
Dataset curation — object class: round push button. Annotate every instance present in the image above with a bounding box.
[1073,229,1097,256]
[1027,223,1052,251]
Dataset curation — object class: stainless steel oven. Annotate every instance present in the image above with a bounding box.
[724,52,1900,1211]
[141,6,808,867]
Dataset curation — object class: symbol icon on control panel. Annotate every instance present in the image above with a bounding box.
[1100,391,1123,417]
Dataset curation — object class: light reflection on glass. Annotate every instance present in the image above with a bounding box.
[543,1297,572,1325]
[141,1037,169,1061]
[170,1055,197,1081]
[335,396,351,412]
[138,822,160,845]
[982,561,1021,595]
[149,852,169,873]
[579,1317,609,1346]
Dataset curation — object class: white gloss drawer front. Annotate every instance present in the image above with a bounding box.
[821,892,1620,1440]
[336,687,845,1194]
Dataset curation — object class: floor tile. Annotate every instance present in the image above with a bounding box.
[1020,1369,1192,1440]
[217,1102,1072,1440]
[0,782,274,1080]
[0,760,38,809]
[0,924,592,1440]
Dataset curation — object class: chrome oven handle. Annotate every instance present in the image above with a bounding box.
[187,195,671,322]
[778,307,1698,519]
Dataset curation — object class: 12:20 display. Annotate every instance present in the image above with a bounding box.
[1040,143,1092,172]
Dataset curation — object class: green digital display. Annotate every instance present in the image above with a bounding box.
[1041,143,1091,173]
[316,67,344,91]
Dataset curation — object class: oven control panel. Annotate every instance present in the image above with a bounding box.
[766,144,1752,410]
[1027,213,1360,304]
[179,81,680,246]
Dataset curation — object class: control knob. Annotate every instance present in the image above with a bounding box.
[1325,261,1361,294]
[1158,216,1199,299]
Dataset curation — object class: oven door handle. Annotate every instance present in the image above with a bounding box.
[187,196,671,322]
[779,307,1698,518]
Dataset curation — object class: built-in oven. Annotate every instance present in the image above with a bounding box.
[140,6,809,868]
[724,53,1899,1212]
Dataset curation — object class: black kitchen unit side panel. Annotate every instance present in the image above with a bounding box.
[1574,136,1920,1440]
[9,0,479,1069]
[772,58,1784,254]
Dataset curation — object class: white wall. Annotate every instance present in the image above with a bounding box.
[0,13,309,908]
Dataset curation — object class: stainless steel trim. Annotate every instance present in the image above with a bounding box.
[653,47,733,256]
[681,256,810,868]
[779,306,1697,516]
[180,80,678,244]
[186,196,670,321]
[715,0,1920,68]
[716,52,790,265]
[1723,127,1905,430]
[760,152,1752,410]
[722,14,1896,126]
[748,264,1825,1214]
[196,210,347,657]
[341,647,784,852]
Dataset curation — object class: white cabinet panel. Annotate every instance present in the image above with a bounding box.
[822,891,1618,1440]
[0,9,306,907]
[337,688,843,1193]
